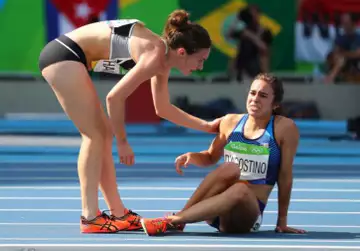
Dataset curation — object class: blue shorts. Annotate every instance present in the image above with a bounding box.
[209,199,266,232]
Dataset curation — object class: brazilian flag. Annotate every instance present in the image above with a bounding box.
[121,0,296,75]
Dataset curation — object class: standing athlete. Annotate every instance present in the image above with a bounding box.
[38,9,221,233]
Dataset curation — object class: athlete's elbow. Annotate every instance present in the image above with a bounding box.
[154,107,164,117]
[106,95,116,110]
[201,151,218,167]
[106,91,116,103]
[154,102,171,118]
[208,156,220,166]
[106,91,125,107]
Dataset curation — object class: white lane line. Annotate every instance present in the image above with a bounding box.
[1,197,360,203]
[2,208,360,215]
[1,186,360,193]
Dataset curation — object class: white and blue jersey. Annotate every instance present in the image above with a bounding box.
[224,114,281,186]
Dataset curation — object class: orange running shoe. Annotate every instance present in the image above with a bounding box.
[111,209,142,231]
[80,211,130,233]
[140,217,173,236]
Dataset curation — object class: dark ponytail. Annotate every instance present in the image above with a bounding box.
[163,9,190,36]
[162,9,211,55]
[272,105,283,115]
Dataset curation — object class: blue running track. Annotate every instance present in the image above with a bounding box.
[0,119,360,251]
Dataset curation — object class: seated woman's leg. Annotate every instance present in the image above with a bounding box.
[141,174,260,235]
[216,183,260,233]
[180,162,240,212]
[172,182,259,232]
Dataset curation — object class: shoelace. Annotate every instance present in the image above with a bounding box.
[111,209,141,226]
[99,210,112,220]
[127,209,140,216]
[125,210,141,225]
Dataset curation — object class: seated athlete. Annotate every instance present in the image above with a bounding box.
[38,10,221,233]
[140,73,307,235]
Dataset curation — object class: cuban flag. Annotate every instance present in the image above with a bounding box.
[45,0,118,42]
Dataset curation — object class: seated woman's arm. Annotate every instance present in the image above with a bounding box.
[275,118,306,234]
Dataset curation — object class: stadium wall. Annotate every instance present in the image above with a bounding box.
[0,79,359,120]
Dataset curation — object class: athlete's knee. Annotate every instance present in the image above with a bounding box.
[80,120,109,145]
[225,182,250,203]
[215,162,240,182]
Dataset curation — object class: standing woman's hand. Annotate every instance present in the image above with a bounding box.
[117,141,135,166]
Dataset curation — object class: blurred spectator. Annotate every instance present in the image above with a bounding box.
[324,13,360,84]
[227,5,273,82]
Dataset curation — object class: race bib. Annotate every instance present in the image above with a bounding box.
[92,59,129,75]
[224,142,270,181]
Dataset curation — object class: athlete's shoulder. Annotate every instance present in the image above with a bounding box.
[138,37,168,73]
[221,113,243,125]
[274,115,297,129]
[274,115,299,140]
[220,113,245,132]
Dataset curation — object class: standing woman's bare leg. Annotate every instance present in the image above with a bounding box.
[99,110,126,216]
[97,99,142,230]
[42,61,109,220]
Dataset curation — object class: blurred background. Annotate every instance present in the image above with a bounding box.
[0,0,360,138]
